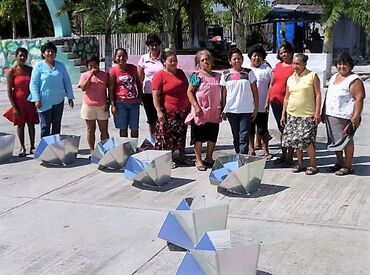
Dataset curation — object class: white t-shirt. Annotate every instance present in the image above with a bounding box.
[250,63,272,112]
[137,52,163,94]
[325,73,359,119]
[220,68,257,113]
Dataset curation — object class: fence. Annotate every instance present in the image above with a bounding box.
[96,30,232,59]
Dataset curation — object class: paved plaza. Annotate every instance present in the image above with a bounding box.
[0,74,369,274]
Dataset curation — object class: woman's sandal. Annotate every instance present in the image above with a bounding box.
[306,166,319,175]
[327,164,342,172]
[292,165,306,173]
[195,163,207,171]
[335,167,354,176]
[203,159,214,167]
[18,149,27,157]
[264,153,273,160]
[29,147,36,155]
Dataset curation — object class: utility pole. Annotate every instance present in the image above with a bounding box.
[26,0,32,38]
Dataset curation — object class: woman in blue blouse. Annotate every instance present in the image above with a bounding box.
[29,42,74,138]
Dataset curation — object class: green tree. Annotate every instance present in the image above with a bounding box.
[218,0,270,52]
[314,0,370,77]
[0,0,26,38]
[61,0,126,70]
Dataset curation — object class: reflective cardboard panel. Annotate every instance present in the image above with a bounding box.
[34,134,80,165]
[91,137,137,170]
[125,150,171,187]
[177,230,260,275]
[209,154,266,194]
[158,196,229,250]
[137,135,155,152]
[0,133,15,162]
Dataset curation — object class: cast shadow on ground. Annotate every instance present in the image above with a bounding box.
[39,157,91,168]
[0,155,34,164]
[78,149,91,156]
[257,271,273,275]
[132,177,194,192]
[217,183,289,198]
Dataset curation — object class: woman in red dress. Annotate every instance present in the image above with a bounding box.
[3,48,39,156]
[152,49,190,168]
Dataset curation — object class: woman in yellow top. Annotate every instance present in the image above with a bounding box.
[280,53,321,175]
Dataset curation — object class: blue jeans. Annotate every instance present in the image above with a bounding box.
[113,102,140,130]
[226,113,252,154]
[39,101,64,138]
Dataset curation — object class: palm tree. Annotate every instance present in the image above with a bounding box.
[60,0,125,70]
[316,0,370,53]
[315,0,370,77]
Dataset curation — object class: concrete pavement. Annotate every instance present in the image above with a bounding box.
[0,76,369,275]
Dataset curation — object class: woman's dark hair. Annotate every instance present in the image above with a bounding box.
[16,47,28,57]
[335,52,355,69]
[293,53,309,64]
[228,48,243,61]
[161,48,176,64]
[86,54,99,64]
[277,40,294,61]
[247,44,267,60]
[145,33,162,46]
[113,48,128,63]
[41,42,57,59]
[114,48,128,57]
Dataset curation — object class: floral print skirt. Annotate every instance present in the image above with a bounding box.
[155,110,188,151]
[282,114,317,149]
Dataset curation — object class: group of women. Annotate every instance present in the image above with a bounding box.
[3,37,366,176]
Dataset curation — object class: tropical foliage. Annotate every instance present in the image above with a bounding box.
[315,0,370,53]
[218,0,270,52]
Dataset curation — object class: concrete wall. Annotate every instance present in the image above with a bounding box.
[0,37,99,84]
[128,53,329,87]
[243,53,329,88]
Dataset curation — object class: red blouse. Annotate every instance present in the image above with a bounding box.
[269,62,294,105]
[152,69,190,112]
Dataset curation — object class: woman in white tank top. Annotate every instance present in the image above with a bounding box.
[323,53,366,176]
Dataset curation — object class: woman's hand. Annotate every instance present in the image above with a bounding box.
[264,101,269,112]
[194,106,203,117]
[111,105,117,116]
[35,101,42,109]
[280,115,286,127]
[252,108,258,121]
[157,110,165,124]
[104,102,110,112]
[12,107,20,116]
[313,113,321,125]
[351,114,361,128]
[68,99,74,108]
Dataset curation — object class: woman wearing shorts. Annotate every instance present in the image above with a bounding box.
[109,48,143,138]
[78,55,109,154]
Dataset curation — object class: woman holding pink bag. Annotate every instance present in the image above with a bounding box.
[185,49,222,171]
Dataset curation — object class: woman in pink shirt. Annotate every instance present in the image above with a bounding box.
[185,50,222,171]
[78,55,109,154]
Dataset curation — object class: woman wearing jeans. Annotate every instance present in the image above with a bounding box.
[220,48,258,154]
[29,42,74,138]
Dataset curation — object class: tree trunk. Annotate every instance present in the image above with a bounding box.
[12,20,16,39]
[235,20,246,53]
[104,27,113,72]
[185,0,206,48]
[323,25,333,80]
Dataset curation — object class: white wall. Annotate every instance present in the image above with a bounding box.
[243,53,329,88]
